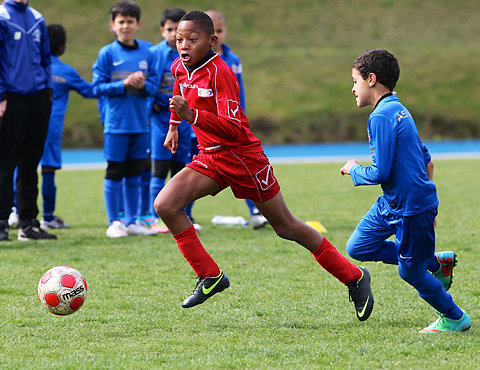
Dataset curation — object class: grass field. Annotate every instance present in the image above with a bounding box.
[0,159,478,368]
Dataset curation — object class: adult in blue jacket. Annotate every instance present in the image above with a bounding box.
[39,24,96,230]
[0,0,56,241]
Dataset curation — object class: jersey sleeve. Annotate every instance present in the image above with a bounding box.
[190,67,244,139]
[40,20,52,90]
[422,144,432,166]
[350,113,396,186]
[168,79,182,126]
[92,48,125,97]
[67,66,95,98]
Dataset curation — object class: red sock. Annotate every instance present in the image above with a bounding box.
[311,237,361,284]
[172,225,220,277]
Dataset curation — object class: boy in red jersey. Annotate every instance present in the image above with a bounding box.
[154,11,373,320]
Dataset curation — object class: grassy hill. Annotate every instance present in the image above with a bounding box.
[36,0,480,147]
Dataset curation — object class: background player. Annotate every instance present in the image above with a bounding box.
[40,24,96,230]
[92,1,158,238]
[155,11,373,321]
[340,49,471,333]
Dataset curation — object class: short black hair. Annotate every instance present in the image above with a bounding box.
[110,1,141,22]
[180,10,214,36]
[353,49,400,91]
[47,24,66,56]
[161,8,186,26]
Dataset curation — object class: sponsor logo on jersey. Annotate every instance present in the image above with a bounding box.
[198,88,213,97]
[255,165,276,190]
[397,110,410,122]
[139,60,148,70]
[52,75,67,84]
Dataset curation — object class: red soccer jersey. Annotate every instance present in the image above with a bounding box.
[170,53,262,153]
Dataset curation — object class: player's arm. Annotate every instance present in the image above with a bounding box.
[92,49,125,97]
[40,20,52,90]
[68,67,95,98]
[422,144,434,181]
[349,114,396,186]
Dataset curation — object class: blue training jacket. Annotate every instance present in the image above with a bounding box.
[0,0,51,100]
[350,93,438,216]
[92,39,158,134]
[220,44,246,112]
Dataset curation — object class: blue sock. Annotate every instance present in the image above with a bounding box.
[124,176,141,226]
[104,178,122,224]
[12,167,18,208]
[245,199,258,215]
[150,176,165,218]
[42,172,56,221]
[140,170,151,216]
[184,201,194,219]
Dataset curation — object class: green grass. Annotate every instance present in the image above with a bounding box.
[0,159,479,368]
[32,0,480,146]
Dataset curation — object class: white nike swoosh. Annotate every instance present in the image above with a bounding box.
[113,60,124,66]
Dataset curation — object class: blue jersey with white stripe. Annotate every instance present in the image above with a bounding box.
[350,94,438,216]
[92,39,158,134]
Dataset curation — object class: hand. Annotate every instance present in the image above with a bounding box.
[340,159,359,175]
[124,71,145,90]
[0,100,6,117]
[169,95,194,122]
[164,125,179,154]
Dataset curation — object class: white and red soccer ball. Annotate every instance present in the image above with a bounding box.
[37,266,87,315]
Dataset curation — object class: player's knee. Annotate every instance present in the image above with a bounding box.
[153,193,173,219]
[398,265,422,286]
[153,160,170,178]
[105,161,124,181]
[346,236,365,261]
[125,158,143,178]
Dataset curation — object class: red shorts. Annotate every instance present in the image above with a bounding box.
[187,148,281,202]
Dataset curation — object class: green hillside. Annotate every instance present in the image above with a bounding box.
[36,0,480,147]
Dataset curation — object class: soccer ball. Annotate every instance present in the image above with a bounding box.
[37,266,87,315]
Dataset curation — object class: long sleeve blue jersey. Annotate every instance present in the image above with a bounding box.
[350,94,438,216]
[49,56,95,136]
[220,44,246,112]
[0,0,51,100]
[92,39,158,134]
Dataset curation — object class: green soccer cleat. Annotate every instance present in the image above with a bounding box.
[347,266,374,321]
[182,270,230,308]
[420,310,471,333]
[432,251,457,291]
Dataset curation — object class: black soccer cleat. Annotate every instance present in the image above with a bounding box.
[18,220,57,241]
[347,266,374,321]
[182,270,230,308]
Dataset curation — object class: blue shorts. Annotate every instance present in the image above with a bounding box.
[104,133,149,162]
[348,197,437,267]
[40,118,63,168]
[151,114,191,163]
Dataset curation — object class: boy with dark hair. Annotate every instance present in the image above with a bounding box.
[148,7,194,233]
[155,11,373,321]
[205,9,268,230]
[40,24,96,230]
[0,0,57,241]
[341,49,471,332]
[93,0,158,238]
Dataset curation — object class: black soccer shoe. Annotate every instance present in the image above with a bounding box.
[0,220,9,241]
[18,220,57,241]
[347,266,374,321]
[182,270,230,308]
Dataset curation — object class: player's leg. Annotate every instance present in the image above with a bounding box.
[255,192,373,321]
[104,134,128,238]
[395,209,470,332]
[123,133,154,236]
[346,200,398,264]
[16,91,56,240]
[154,167,229,308]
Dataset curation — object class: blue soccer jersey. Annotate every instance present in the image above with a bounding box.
[350,93,438,216]
[220,44,246,112]
[92,39,158,134]
[40,56,95,168]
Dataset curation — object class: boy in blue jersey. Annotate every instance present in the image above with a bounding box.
[93,1,158,238]
[205,9,268,230]
[0,0,57,241]
[341,49,471,333]
[40,24,96,230]
[148,7,194,234]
